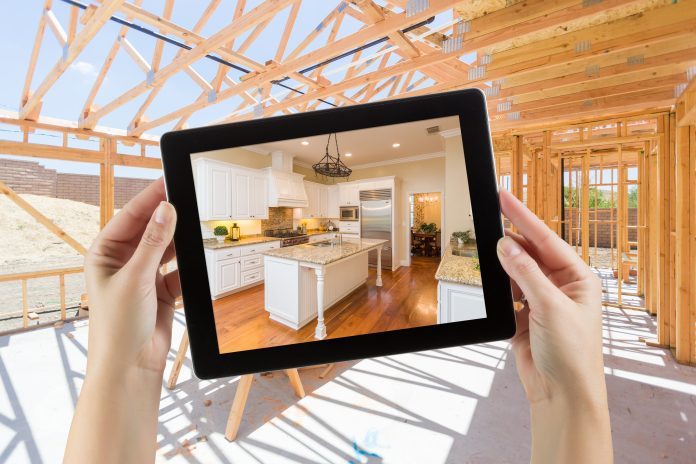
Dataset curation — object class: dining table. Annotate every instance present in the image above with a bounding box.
[412,232,437,256]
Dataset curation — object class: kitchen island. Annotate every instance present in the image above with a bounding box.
[435,244,486,324]
[262,238,387,339]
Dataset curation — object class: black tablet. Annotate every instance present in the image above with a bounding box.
[161,89,515,379]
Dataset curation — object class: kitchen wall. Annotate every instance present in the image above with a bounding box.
[200,219,261,239]
[444,134,475,243]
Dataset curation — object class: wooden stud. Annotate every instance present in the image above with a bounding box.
[581,150,590,263]
[674,100,692,363]
[22,279,28,329]
[59,274,66,321]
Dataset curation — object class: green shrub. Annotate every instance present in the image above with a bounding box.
[213,225,228,236]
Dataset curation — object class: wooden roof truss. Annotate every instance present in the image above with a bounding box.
[15,0,696,139]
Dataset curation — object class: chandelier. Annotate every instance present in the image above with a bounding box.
[312,133,352,179]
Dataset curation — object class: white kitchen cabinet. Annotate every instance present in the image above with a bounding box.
[437,281,487,324]
[217,259,241,294]
[231,168,268,220]
[232,169,251,219]
[251,175,268,219]
[205,240,280,299]
[327,185,339,218]
[193,159,231,220]
[339,183,360,206]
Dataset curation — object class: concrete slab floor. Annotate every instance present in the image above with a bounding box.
[0,306,694,463]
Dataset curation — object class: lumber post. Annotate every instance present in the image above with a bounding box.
[581,150,590,263]
[674,101,693,364]
[617,145,624,307]
[668,113,677,349]
[657,115,671,343]
[59,274,66,321]
[513,135,525,202]
[100,138,115,229]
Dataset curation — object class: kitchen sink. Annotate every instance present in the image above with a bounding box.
[451,248,477,258]
[309,241,334,247]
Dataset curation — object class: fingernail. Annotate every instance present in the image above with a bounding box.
[154,201,170,224]
[497,236,521,257]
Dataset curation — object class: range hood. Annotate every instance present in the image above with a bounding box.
[264,151,308,207]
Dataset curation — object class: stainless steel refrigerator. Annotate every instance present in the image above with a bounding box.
[360,189,392,269]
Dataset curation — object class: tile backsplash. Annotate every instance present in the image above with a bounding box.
[261,207,294,231]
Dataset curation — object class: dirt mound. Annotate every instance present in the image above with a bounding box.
[0,194,99,274]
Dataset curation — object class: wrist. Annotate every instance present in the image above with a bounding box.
[530,391,612,464]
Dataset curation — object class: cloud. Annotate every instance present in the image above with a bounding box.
[70,61,99,78]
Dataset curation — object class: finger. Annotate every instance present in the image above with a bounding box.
[505,229,551,276]
[160,242,177,266]
[499,190,583,271]
[126,201,177,278]
[163,269,182,302]
[496,236,563,312]
[96,178,167,247]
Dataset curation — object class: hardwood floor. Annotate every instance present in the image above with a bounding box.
[214,256,439,354]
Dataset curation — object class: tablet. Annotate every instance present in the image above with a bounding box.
[161,89,515,379]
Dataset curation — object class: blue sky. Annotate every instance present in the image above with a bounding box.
[1,1,456,178]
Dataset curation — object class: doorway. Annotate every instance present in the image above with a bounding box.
[409,192,443,263]
[560,147,643,309]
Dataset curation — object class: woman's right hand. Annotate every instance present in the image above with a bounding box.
[496,189,612,464]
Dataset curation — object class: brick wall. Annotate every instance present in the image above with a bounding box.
[1,158,153,208]
[0,158,57,197]
[562,208,638,248]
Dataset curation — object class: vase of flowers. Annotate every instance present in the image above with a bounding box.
[213,225,228,242]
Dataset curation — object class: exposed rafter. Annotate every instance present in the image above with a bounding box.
[10,0,694,137]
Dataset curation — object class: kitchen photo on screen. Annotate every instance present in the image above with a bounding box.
[189,116,486,354]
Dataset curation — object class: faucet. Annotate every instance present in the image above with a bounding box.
[333,233,343,246]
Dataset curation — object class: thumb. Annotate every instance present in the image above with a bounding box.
[496,236,558,310]
[128,201,177,276]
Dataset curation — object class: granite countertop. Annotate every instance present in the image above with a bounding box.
[202,236,281,250]
[262,238,387,265]
[435,245,483,286]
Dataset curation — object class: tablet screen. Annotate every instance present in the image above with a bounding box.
[189,115,486,355]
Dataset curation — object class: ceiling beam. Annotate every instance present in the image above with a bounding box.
[130,0,462,134]
[82,0,293,129]
[20,0,127,120]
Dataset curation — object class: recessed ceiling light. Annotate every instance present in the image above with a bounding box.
[301,140,309,146]
[392,143,400,148]
[345,152,352,157]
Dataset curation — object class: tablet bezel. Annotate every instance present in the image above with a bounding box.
[161,89,516,379]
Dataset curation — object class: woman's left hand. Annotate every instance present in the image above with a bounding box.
[65,178,181,464]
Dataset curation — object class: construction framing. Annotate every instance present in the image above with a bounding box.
[2,1,696,362]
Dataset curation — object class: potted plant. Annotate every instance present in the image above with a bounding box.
[213,225,228,242]
[452,230,472,246]
[417,222,438,234]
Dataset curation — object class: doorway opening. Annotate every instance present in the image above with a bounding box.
[409,192,442,263]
